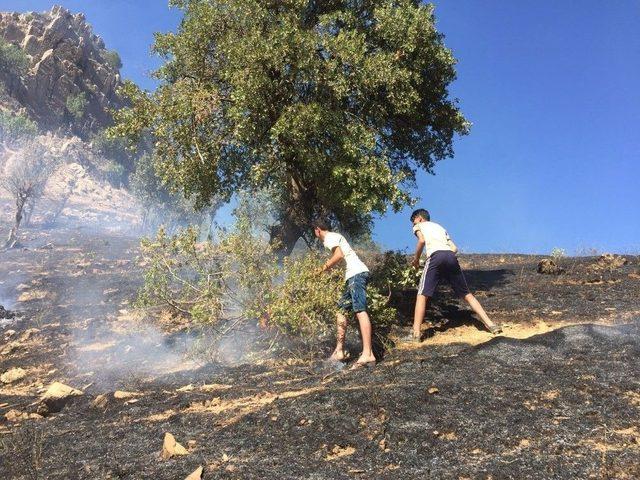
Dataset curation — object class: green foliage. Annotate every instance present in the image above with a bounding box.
[66,92,88,120]
[0,110,38,144]
[103,49,122,70]
[138,226,226,326]
[0,39,30,77]
[369,250,421,292]
[264,252,342,339]
[98,159,126,187]
[91,130,137,173]
[111,0,469,249]
[550,247,566,261]
[137,216,401,347]
[131,152,218,232]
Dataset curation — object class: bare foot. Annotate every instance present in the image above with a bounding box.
[328,349,346,362]
[350,355,377,370]
[355,353,376,364]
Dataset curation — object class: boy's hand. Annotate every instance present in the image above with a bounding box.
[411,258,420,269]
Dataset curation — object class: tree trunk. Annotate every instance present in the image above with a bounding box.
[5,194,26,249]
[268,172,315,256]
[269,212,303,256]
[23,198,35,227]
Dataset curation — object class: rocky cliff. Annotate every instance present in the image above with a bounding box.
[0,5,123,136]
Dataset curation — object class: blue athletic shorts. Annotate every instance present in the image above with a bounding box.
[418,250,470,298]
[338,272,369,313]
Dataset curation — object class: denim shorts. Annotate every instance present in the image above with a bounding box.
[338,272,369,313]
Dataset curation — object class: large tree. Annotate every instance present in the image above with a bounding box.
[112,0,469,253]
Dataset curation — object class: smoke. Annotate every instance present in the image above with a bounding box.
[69,319,199,388]
[0,132,274,391]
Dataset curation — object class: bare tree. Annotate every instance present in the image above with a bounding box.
[1,139,58,248]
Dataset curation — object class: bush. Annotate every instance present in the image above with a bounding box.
[99,160,126,187]
[0,110,38,144]
[137,217,401,350]
[66,92,88,120]
[0,39,29,77]
[92,129,136,172]
[103,50,122,71]
[368,250,421,292]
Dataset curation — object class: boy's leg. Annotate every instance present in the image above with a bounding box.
[412,254,439,340]
[329,283,352,361]
[329,312,348,361]
[445,252,501,334]
[355,311,375,363]
[413,294,429,338]
[351,273,376,364]
[463,294,501,333]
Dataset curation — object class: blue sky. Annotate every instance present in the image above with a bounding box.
[3,0,639,254]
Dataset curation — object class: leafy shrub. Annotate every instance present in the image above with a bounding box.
[138,227,227,326]
[0,39,30,77]
[369,250,421,292]
[103,50,122,70]
[99,160,126,187]
[550,247,566,261]
[66,92,88,120]
[0,110,38,144]
[137,217,401,348]
[92,129,136,172]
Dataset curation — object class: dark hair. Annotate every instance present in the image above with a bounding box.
[312,218,332,231]
[410,208,430,222]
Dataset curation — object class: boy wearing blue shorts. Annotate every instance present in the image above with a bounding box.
[314,220,376,369]
[410,209,502,342]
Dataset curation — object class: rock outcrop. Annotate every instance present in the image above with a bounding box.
[0,5,123,136]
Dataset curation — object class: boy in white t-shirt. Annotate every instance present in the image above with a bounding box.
[409,208,502,342]
[313,220,376,369]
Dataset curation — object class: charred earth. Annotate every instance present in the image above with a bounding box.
[1,224,639,479]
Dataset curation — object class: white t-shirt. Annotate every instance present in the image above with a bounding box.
[323,232,369,280]
[413,221,454,258]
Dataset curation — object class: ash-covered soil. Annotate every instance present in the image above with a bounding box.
[1,224,639,479]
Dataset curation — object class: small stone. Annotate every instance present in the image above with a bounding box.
[427,387,439,395]
[40,382,83,413]
[5,409,42,422]
[161,432,189,460]
[184,466,203,480]
[92,394,108,409]
[113,390,142,400]
[1,367,27,384]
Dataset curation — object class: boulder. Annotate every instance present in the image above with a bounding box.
[0,7,124,135]
[537,259,565,275]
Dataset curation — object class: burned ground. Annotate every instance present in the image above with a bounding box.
[1,224,639,479]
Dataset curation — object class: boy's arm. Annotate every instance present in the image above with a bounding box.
[321,246,344,272]
[412,231,425,269]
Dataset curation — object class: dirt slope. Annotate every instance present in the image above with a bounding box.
[1,224,639,479]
